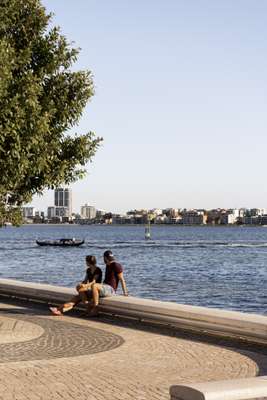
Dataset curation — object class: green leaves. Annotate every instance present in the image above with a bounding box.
[0,0,102,212]
[0,205,23,227]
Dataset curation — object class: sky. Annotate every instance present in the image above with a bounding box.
[29,0,267,214]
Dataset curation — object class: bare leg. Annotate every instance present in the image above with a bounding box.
[87,283,102,316]
[92,283,102,306]
[50,294,81,315]
[61,294,81,312]
[79,291,89,304]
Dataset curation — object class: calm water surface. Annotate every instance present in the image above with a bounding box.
[0,224,267,314]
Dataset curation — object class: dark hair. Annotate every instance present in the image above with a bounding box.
[86,255,96,265]
[103,250,114,261]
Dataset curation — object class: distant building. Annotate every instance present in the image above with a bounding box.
[228,209,239,220]
[80,204,96,220]
[244,215,260,225]
[170,216,183,224]
[260,215,267,225]
[162,208,179,218]
[47,207,56,219]
[239,208,248,218]
[154,215,169,224]
[112,214,133,224]
[48,206,70,220]
[22,207,35,219]
[96,210,106,218]
[207,209,223,224]
[182,210,207,225]
[54,188,72,218]
[55,207,70,218]
[220,213,236,225]
[250,208,264,217]
[149,208,163,216]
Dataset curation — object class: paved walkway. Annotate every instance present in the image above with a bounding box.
[1,299,267,400]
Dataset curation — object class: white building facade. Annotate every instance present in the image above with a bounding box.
[81,204,96,220]
[22,207,35,218]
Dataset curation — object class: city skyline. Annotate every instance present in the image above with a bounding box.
[29,1,267,213]
[27,187,267,216]
[25,190,267,219]
[22,201,267,226]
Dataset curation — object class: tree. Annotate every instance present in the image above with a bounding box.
[0,0,102,222]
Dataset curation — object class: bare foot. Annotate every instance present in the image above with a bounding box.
[49,307,62,316]
[62,305,73,312]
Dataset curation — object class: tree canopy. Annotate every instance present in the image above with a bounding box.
[0,0,102,219]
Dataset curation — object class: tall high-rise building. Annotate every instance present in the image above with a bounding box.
[54,188,72,218]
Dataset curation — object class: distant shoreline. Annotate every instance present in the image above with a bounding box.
[20,223,264,228]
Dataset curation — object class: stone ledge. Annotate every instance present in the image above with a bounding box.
[1,278,267,343]
[170,376,267,400]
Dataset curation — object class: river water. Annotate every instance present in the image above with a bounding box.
[0,224,267,314]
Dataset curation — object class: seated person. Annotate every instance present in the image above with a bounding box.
[88,250,128,316]
[49,255,102,315]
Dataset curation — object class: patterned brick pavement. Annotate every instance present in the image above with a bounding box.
[1,300,267,400]
[0,310,123,363]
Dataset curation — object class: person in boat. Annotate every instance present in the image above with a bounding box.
[87,250,129,316]
[49,255,102,316]
[60,238,75,244]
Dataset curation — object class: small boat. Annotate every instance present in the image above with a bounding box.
[36,238,84,247]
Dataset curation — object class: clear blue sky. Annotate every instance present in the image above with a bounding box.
[30,0,267,213]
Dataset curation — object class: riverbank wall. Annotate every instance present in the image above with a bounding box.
[1,278,267,344]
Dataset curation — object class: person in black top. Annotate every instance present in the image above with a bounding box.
[50,255,102,315]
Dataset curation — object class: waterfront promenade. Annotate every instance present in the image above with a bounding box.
[1,295,267,400]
